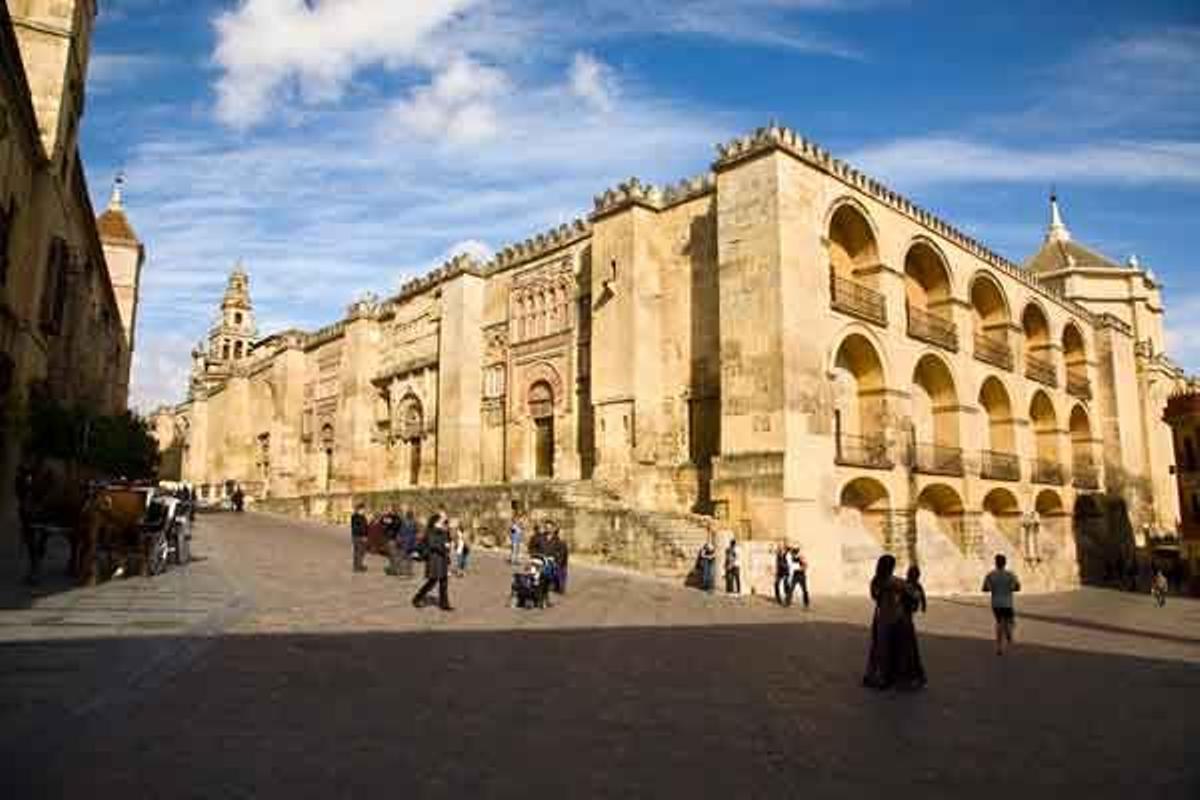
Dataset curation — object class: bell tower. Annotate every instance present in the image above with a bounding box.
[9,0,98,166]
[208,263,257,364]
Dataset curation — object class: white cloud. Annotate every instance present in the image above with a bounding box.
[129,331,195,412]
[212,0,482,128]
[569,53,618,112]
[386,57,509,146]
[848,138,1200,187]
[88,53,164,94]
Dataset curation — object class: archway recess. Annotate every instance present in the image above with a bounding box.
[911,354,962,475]
[832,334,891,468]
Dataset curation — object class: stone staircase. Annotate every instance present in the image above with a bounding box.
[546,481,718,579]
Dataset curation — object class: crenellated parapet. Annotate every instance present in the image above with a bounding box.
[487,219,591,273]
[590,172,715,219]
[713,123,1098,327]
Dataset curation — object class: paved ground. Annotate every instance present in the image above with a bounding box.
[2,511,1198,798]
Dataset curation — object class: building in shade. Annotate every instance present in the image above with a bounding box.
[0,1,144,550]
[151,124,1192,595]
[1164,385,1200,585]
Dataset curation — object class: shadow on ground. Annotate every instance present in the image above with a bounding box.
[3,621,1197,799]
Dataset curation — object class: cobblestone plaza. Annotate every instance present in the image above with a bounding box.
[2,513,1197,797]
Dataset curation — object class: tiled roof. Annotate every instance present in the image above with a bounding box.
[97,207,140,244]
[1024,238,1122,274]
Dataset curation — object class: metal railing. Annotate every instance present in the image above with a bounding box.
[1072,460,1100,489]
[910,442,965,476]
[1032,459,1065,485]
[1025,352,1058,388]
[1066,372,1092,400]
[835,433,893,470]
[974,332,1013,371]
[906,304,958,352]
[830,271,887,327]
[980,450,1020,481]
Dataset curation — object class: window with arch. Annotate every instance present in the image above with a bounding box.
[235,312,243,325]
[827,203,886,326]
[1022,304,1056,387]
[904,241,957,351]
[970,274,1012,370]
[234,341,243,359]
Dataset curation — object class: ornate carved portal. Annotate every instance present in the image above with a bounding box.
[397,394,424,486]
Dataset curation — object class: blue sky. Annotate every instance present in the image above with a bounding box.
[79,0,1200,410]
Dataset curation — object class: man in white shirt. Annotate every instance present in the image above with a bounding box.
[982,553,1021,655]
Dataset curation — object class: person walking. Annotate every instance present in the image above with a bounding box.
[895,565,928,689]
[381,506,404,576]
[452,520,470,577]
[774,543,789,605]
[983,553,1021,655]
[1151,568,1168,607]
[698,540,717,593]
[862,554,907,689]
[350,503,369,573]
[398,509,418,576]
[549,526,569,593]
[509,515,524,564]
[785,547,810,608]
[413,513,453,611]
[724,538,741,595]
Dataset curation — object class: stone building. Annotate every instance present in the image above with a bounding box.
[1164,384,1200,576]
[0,1,144,545]
[154,124,1191,594]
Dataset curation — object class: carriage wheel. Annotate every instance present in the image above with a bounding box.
[146,530,169,576]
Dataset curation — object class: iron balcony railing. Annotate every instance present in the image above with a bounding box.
[910,442,965,476]
[835,433,893,470]
[1032,458,1065,486]
[830,271,887,327]
[1067,372,1092,400]
[906,303,958,352]
[974,332,1013,371]
[1026,352,1058,388]
[1073,460,1100,490]
[980,450,1020,481]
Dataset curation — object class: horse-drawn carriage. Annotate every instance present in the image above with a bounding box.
[75,484,193,582]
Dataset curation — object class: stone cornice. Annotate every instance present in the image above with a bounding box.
[590,172,716,220]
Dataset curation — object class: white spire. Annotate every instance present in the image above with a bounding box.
[1127,254,1141,270]
[1046,191,1071,243]
[108,172,125,211]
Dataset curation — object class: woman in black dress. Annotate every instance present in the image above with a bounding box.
[863,555,905,689]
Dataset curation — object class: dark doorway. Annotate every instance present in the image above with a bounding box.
[535,417,554,478]
[409,438,422,486]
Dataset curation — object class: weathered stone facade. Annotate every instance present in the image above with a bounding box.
[1,1,143,548]
[154,124,1191,595]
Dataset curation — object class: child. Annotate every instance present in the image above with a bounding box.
[905,565,927,615]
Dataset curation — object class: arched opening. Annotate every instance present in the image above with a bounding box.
[1069,404,1097,489]
[234,341,243,359]
[981,487,1022,550]
[1030,391,1062,484]
[398,394,424,487]
[838,477,891,545]
[911,354,962,475]
[970,274,1012,369]
[978,377,1018,480]
[529,380,555,478]
[831,334,890,468]
[904,242,957,351]
[916,483,966,553]
[1063,323,1090,399]
[828,203,886,325]
[1032,489,1066,562]
[1022,303,1057,387]
[222,342,231,360]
